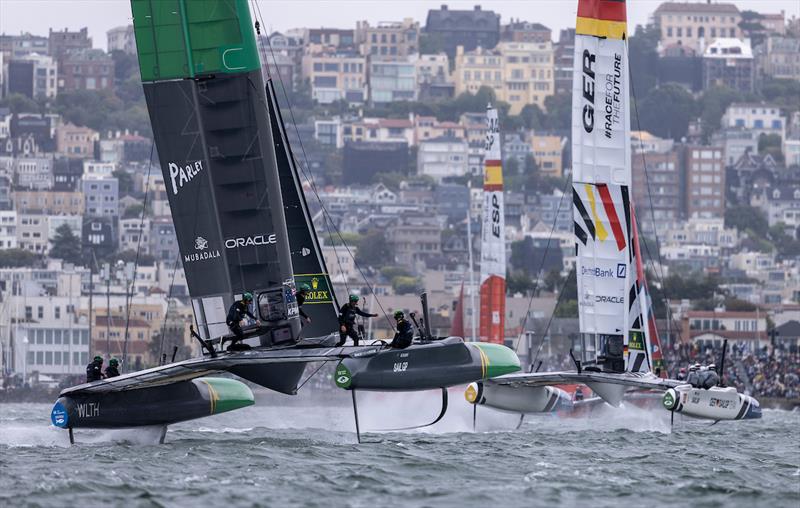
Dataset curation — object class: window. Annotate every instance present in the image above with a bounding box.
[55,307,60,319]
[45,351,53,365]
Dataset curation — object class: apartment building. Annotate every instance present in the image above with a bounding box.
[654,1,741,54]
[357,19,419,58]
[369,57,418,103]
[58,48,114,91]
[685,145,725,219]
[417,136,469,182]
[756,36,800,81]
[56,122,98,158]
[702,38,755,93]
[106,25,136,55]
[531,134,565,178]
[302,51,367,104]
[12,189,84,215]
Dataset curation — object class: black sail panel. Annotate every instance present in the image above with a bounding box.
[266,79,341,336]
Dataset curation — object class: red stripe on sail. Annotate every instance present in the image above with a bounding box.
[596,184,626,251]
[479,275,505,345]
[577,0,627,22]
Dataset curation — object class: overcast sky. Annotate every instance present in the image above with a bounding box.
[1,0,798,51]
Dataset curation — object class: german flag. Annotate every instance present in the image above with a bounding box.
[576,0,627,40]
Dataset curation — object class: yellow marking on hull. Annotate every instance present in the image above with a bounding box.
[576,17,627,39]
[202,380,219,415]
[474,344,490,378]
[584,184,608,241]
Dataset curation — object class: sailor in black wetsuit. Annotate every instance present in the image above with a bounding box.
[86,356,104,383]
[226,292,260,348]
[387,311,413,349]
[105,358,120,378]
[337,294,377,346]
[297,283,311,325]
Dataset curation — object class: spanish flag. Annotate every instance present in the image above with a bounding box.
[576,0,627,40]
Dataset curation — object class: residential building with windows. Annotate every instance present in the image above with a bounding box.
[16,213,49,254]
[106,25,136,55]
[417,136,468,182]
[425,5,501,59]
[12,189,84,215]
[305,28,355,52]
[56,122,98,158]
[653,2,741,54]
[6,53,58,99]
[755,36,800,81]
[553,28,575,95]
[58,49,114,91]
[501,20,552,43]
[531,134,565,178]
[149,217,179,262]
[702,38,755,93]
[685,146,725,219]
[302,51,367,104]
[681,310,767,348]
[0,210,17,249]
[14,324,91,380]
[357,19,419,58]
[631,143,683,234]
[369,57,418,103]
[454,45,502,96]
[722,103,785,142]
[81,174,119,217]
[119,217,151,254]
[2,33,49,59]
[14,156,53,190]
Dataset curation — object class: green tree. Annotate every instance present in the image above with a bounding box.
[761,78,800,118]
[354,229,392,268]
[519,104,546,130]
[506,269,536,295]
[698,86,745,141]
[0,249,41,268]
[628,24,660,96]
[392,276,421,295]
[0,93,40,114]
[123,203,145,219]
[553,300,578,318]
[113,169,135,195]
[50,224,83,265]
[637,83,695,140]
[725,206,768,233]
[542,93,571,130]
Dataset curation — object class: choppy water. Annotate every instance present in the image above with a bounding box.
[1,389,798,508]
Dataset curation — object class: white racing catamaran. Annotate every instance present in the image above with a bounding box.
[465,0,761,424]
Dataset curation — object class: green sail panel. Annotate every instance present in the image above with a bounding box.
[131,0,260,81]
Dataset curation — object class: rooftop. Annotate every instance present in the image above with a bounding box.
[655,2,739,14]
[704,38,753,59]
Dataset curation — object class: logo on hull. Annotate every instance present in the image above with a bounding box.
[225,234,277,249]
[168,160,204,195]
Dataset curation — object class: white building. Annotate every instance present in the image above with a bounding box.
[16,213,49,254]
[106,25,136,55]
[369,57,418,103]
[119,217,151,254]
[417,136,469,182]
[0,210,17,249]
[18,52,58,99]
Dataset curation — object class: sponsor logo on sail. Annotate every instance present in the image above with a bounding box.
[581,264,627,279]
[616,263,627,278]
[581,49,596,133]
[168,160,204,195]
[301,247,311,257]
[184,236,220,264]
[595,295,624,304]
[225,234,277,249]
[295,274,333,303]
[603,53,624,140]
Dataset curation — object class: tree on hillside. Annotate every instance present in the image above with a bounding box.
[542,93,571,131]
[725,206,768,233]
[758,133,784,163]
[354,229,392,268]
[0,249,41,268]
[113,169,135,195]
[698,86,746,141]
[50,224,83,266]
[0,93,41,114]
[628,24,660,96]
[637,83,695,140]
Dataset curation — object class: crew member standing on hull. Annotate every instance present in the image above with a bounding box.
[86,356,104,383]
[105,358,120,378]
[226,292,260,349]
[387,311,413,349]
[338,294,377,346]
[297,284,312,326]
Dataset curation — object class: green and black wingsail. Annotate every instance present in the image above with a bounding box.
[266,79,341,336]
[131,0,301,345]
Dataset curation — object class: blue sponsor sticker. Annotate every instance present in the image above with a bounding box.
[50,401,69,428]
[616,263,627,278]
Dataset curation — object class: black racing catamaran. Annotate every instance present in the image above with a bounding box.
[50,0,519,444]
[465,0,761,425]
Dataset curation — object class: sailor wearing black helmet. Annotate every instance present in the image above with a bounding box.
[86,356,104,383]
[297,283,311,324]
[387,310,413,349]
[105,358,120,378]
[337,294,377,346]
[226,292,260,348]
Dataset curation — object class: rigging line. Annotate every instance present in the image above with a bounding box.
[252,2,355,297]
[296,360,330,391]
[251,6,392,328]
[511,176,572,354]
[531,266,575,372]
[157,256,181,362]
[122,139,155,373]
[626,40,684,351]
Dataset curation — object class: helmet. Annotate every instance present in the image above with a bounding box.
[349,294,360,303]
[394,310,404,320]
[299,283,311,293]
[707,363,716,372]
[242,292,253,302]
[93,355,103,362]
[109,358,119,366]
